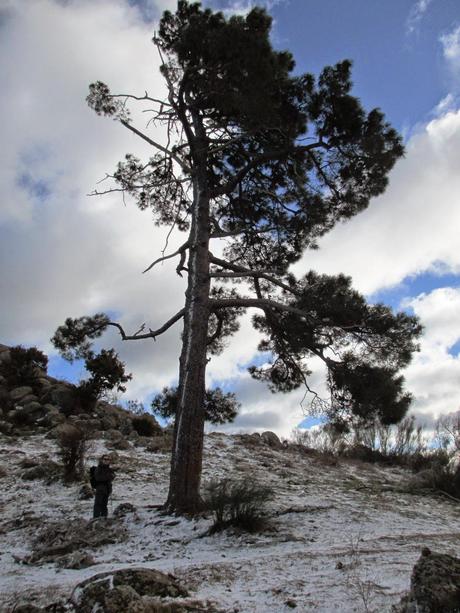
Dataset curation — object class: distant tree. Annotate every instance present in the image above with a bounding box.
[152,386,239,425]
[51,321,131,409]
[52,2,421,513]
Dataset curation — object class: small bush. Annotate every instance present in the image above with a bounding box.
[56,424,88,481]
[0,345,48,390]
[131,413,159,437]
[203,478,274,533]
[409,461,460,499]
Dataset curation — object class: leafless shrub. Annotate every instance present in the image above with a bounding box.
[56,424,88,481]
[435,412,460,452]
[344,533,378,613]
[203,477,274,533]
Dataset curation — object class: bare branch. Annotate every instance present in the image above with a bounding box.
[106,308,185,340]
[143,240,190,274]
[120,119,190,173]
[110,92,172,108]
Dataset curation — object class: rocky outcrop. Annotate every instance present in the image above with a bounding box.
[261,431,283,449]
[71,567,189,612]
[393,547,460,612]
[0,343,164,442]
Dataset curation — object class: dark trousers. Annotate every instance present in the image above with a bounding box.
[93,487,110,518]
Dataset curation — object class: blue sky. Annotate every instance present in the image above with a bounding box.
[1,0,460,436]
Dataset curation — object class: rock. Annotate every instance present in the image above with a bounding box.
[20,401,43,415]
[73,417,102,434]
[0,344,11,364]
[145,436,171,453]
[42,384,76,415]
[261,431,283,449]
[0,420,13,435]
[100,415,119,430]
[79,483,94,500]
[10,386,33,402]
[57,551,95,569]
[105,428,123,441]
[17,393,39,405]
[113,503,137,518]
[21,460,60,481]
[109,438,131,450]
[72,567,188,613]
[37,376,52,390]
[393,548,460,612]
[104,585,142,612]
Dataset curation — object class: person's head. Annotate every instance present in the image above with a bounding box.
[99,455,110,466]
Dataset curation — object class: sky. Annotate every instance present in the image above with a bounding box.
[1,0,460,437]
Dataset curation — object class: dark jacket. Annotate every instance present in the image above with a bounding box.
[91,463,115,494]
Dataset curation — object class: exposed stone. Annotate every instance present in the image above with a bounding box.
[10,386,33,402]
[17,394,39,406]
[104,585,142,612]
[100,415,119,430]
[72,567,189,613]
[261,431,283,449]
[21,460,60,481]
[113,502,137,518]
[79,483,94,500]
[109,437,131,450]
[57,550,96,569]
[393,548,460,612]
[41,384,76,414]
[20,401,44,415]
[0,420,13,435]
[37,376,52,389]
[0,344,11,364]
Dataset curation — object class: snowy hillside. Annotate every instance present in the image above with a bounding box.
[1,432,459,612]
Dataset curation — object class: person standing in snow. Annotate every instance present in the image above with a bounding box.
[90,456,115,518]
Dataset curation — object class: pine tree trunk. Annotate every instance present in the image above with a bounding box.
[165,166,210,514]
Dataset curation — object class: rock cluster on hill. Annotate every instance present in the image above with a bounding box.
[0,343,165,446]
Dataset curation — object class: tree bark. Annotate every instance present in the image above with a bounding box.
[165,159,210,514]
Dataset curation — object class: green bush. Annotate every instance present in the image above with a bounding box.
[0,345,48,390]
[132,413,159,437]
[203,478,274,533]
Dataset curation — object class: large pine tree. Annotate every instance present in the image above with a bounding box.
[52,2,421,513]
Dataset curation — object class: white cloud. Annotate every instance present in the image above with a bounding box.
[403,288,460,421]
[206,0,288,17]
[0,0,185,394]
[406,0,433,36]
[440,25,460,65]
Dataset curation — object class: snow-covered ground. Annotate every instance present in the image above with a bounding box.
[0,432,459,612]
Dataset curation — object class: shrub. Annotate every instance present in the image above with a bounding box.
[203,478,274,533]
[0,345,48,390]
[132,413,160,437]
[56,424,88,481]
